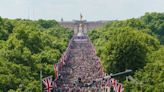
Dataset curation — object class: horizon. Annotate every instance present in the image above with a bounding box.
[0,0,164,21]
[1,12,163,22]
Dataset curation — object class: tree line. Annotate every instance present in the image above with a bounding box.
[88,12,164,92]
[0,18,73,91]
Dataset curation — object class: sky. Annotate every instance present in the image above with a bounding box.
[0,0,164,21]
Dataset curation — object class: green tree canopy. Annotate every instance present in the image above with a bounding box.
[125,47,164,92]
[0,18,73,91]
[89,27,159,74]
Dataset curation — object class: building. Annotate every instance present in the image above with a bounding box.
[59,15,110,34]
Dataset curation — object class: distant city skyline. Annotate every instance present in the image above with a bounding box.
[0,0,164,21]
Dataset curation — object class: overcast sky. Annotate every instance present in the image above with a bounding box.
[0,0,164,21]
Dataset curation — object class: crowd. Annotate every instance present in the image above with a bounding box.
[54,37,107,92]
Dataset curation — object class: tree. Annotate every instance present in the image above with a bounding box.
[88,12,163,91]
[0,18,73,91]
[141,12,164,44]
[0,17,9,40]
[101,28,159,73]
[37,19,59,29]
[125,47,164,92]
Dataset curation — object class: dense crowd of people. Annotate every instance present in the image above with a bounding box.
[55,37,107,92]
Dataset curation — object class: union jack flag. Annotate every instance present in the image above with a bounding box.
[107,78,124,92]
[42,76,53,92]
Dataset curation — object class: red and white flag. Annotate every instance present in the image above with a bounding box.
[42,76,53,92]
[117,83,124,92]
[54,64,59,81]
[111,78,118,92]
